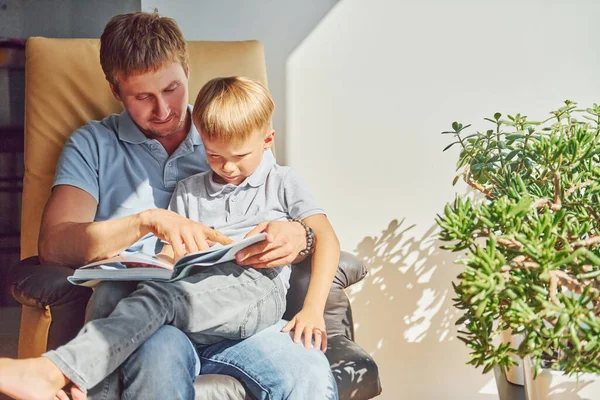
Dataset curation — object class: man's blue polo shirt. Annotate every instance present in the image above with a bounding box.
[53,106,211,255]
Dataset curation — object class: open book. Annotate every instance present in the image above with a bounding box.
[68,233,267,287]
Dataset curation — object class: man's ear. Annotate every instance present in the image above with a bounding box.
[185,64,190,78]
[263,130,275,150]
[109,83,122,102]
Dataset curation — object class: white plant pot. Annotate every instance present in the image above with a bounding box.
[523,356,600,400]
[501,328,525,386]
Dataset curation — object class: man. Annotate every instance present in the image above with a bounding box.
[17,11,336,400]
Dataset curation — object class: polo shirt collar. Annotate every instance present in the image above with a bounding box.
[117,105,202,146]
[206,152,275,197]
[246,152,275,188]
[117,110,149,144]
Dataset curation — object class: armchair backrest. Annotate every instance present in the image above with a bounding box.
[22,38,268,259]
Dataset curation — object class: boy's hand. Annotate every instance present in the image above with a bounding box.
[281,307,327,352]
[237,220,306,268]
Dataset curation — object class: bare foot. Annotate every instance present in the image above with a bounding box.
[55,385,86,400]
[70,385,87,400]
[0,357,69,400]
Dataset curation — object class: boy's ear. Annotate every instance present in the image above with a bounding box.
[263,130,275,150]
[109,83,122,102]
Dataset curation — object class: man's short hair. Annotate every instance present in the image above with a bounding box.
[100,11,188,87]
[192,77,275,143]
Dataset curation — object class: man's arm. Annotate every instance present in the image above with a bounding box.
[39,185,231,267]
[39,186,144,266]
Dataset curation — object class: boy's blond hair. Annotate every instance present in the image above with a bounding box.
[192,77,274,143]
[100,11,188,87]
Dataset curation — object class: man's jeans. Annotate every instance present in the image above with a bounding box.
[68,279,338,399]
[44,263,285,391]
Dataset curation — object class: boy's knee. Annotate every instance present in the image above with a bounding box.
[85,281,138,321]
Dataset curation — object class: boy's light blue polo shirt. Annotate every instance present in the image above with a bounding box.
[53,106,212,255]
[168,155,326,288]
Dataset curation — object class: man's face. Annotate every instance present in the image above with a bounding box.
[202,129,274,186]
[111,62,189,140]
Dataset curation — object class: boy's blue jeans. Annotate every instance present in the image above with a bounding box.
[67,275,338,399]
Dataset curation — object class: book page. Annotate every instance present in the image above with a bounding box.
[80,253,173,270]
[174,233,267,271]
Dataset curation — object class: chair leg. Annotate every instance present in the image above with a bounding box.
[17,304,51,358]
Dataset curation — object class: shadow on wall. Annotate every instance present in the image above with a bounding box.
[350,219,497,398]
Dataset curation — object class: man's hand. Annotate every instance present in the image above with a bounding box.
[141,209,232,260]
[236,220,306,268]
[281,307,327,352]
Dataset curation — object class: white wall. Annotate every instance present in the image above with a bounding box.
[287,0,600,398]
[141,0,338,164]
[148,0,600,398]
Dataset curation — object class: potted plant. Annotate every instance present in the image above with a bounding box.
[437,101,600,398]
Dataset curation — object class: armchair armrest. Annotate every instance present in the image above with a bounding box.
[326,335,382,400]
[8,257,92,308]
[336,251,367,288]
[9,257,93,356]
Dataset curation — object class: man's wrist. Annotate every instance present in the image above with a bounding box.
[137,209,156,235]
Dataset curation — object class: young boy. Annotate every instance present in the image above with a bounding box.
[0,76,340,399]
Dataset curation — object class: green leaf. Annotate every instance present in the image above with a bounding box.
[508,195,532,217]
[505,149,520,161]
[443,142,459,152]
[506,133,525,141]
[452,174,461,186]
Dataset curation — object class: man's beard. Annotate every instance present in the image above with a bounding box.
[144,113,186,139]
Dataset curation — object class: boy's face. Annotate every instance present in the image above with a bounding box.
[202,129,274,186]
[110,62,190,140]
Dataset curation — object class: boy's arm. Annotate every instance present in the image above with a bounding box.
[281,214,340,350]
[301,214,340,313]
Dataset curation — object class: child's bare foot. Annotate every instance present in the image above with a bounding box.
[55,385,86,400]
[0,357,69,400]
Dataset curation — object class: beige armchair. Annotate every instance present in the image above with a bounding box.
[9,37,381,399]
